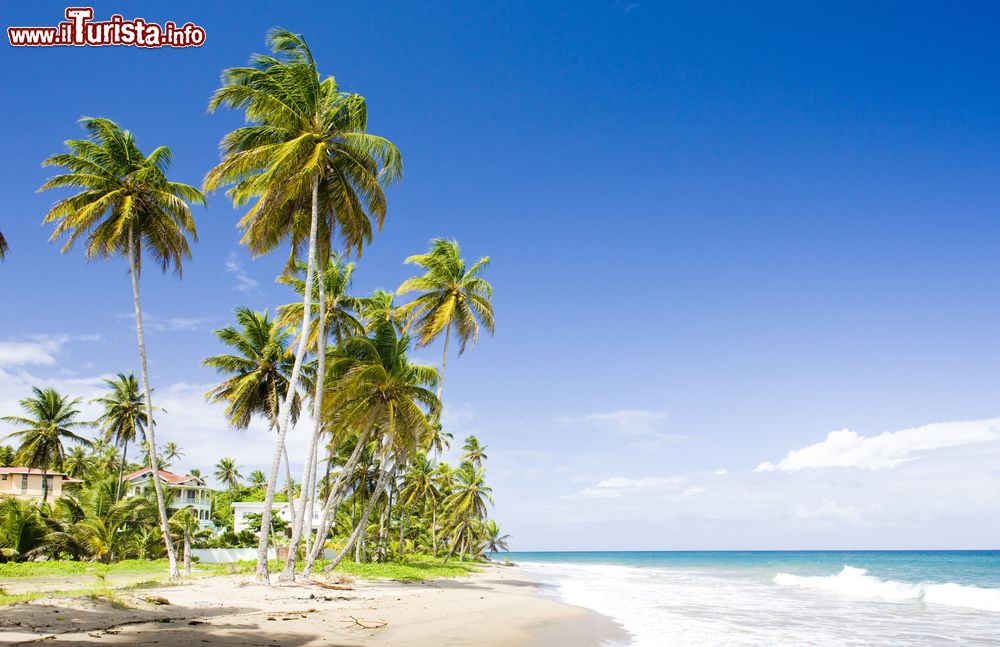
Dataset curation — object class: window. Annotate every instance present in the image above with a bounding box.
[21,474,28,490]
[1,474,7,481]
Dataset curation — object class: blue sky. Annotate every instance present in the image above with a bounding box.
[2,2,1000,550]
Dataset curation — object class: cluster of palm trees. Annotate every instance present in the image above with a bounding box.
[2,28,503,581]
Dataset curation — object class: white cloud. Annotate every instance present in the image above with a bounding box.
[0,335,100,367]
[225,252,260,294]
[558,409,669,436]
[115,313,212,332]
[755,418,1000,472]
[572,475,686,499]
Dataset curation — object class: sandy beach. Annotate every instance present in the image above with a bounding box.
[0,565,627,646]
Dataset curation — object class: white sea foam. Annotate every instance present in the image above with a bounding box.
[774,565,1000,612]
[523,561,1000,646]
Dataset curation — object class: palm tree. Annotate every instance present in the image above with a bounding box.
[2,387,92,503]
[397,239,494,400]
[203,307,301,514]
[162,442,183,467]
[169,506,200,576]
[206,28,402,584]
[40,117,205,578]
[0,499,49,561]
[358,289,407,333]
[483,520,511,553]
[215,457,243,493]
[92,374,149,501]
[461,435,488,468]
[443,462,493,562]
[400,455,441,556]
[277,254,364,576]
[248,469,267,489]
[424,421,453,461]
[317,323,441,573]
[0,228,8,259]
[62,446,91,479]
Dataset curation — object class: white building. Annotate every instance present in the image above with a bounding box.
[124,468,215,530]
[232,500,324,534]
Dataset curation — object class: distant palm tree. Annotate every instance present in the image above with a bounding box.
[169,506,201,576]
[483,519,511,553]
[40,117,205,578]
[163,442,183,467]
[189,468,202,479]
[215,457,243,493]
[461,435,488,468]
[93,373,150,501]
[248,469,267,489]
[397,239,494,399]
[443,462,493,562]
[358,289,407,333]
[2,387,92,503]
[400,455,441,556]
[62,446,91,479]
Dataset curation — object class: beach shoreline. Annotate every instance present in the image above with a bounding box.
[0,564,629,646]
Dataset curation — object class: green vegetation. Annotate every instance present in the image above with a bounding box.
[0,27,505,590]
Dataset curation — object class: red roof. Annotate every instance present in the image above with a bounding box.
[123,467,201,485]
[0,467,71,477]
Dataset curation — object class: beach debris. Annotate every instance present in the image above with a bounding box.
[343,616,388,630]
[144,595,171,605]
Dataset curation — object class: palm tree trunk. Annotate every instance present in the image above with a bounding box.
[282,443,297,529]
[115,437,129,502]
[183,530,191,576]
[41,467,48,504]
[324,459,398,572]
[398,504,406,556]
[437,324,450,401]
[432,502,438,558]
[283,270,327,581]
[255,175,321,584]
[128,231,179,579]
[303,429,370,576]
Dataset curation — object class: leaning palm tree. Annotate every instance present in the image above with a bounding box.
[2,387,92,503]
[206,28,402,583]
[461,435,488,468]
[316,322,441,573]
[397,239,494,399]
[215,457,243,493]
[40,116,205,578]
[92,373,150,501]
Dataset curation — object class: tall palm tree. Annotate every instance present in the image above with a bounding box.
[215,457,243,493]
[461,435,488,468]
[397,239,494,400]
[206,28,402,583]
[203,307,301,512]
[92,373,149,501]
[40,116,205,579]
[162,442,183,467]
[2,388,92,503]
[277,254,363,576]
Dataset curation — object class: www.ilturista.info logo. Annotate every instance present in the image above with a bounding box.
[8,7,206,48]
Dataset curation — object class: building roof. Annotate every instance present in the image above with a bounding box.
[123,467,204,486]
[0,466,71,477]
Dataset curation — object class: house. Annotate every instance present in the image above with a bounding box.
[0,467,81,503]
[232,500,324,534]
[124,467,215,529]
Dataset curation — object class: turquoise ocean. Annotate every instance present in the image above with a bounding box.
[496,551,1000,646]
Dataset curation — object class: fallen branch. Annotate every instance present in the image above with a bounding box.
[343,615,387,630]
